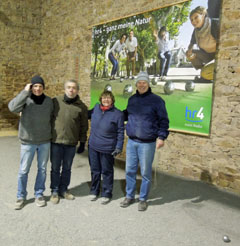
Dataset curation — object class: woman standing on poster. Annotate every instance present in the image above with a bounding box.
[186,6,219,81]
[108,34,127,80]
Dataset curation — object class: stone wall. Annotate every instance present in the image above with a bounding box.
[0,0,43,131]
[0,0,239,194]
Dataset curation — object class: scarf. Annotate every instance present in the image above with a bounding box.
[195,17,216,53]
[64,94,78,104]
[31,93,46,105]
[100,104,113,112]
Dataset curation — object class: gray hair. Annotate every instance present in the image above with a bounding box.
[64,79,79,90]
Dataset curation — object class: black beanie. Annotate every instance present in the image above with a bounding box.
[31,75,45,88]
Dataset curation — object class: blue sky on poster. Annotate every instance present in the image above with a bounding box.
[176,0,208,50]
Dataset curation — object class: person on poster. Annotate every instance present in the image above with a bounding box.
[108,33,127,80]
[186,6,219,81]
[125,30,138,80]
[88,90,124,204]
[120,71,169,211]
[50,79,88,204]
[8,75,53,210]
[153,26,172,81]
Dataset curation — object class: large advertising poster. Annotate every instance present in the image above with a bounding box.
[90,0,221,136]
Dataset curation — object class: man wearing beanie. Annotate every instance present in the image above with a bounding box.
[120,71,169,211]
[50,79,88,204]
[8,75,53,210]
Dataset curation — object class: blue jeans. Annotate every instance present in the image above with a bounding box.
[50,143,76,194]
[158,51,171,76]
[88,147,114,198]
[108,52,118,76]
[125,138,156,201]
[17,142,50,199]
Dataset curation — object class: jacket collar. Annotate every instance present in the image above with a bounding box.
[136,87,152,97]
[64,94,79,104]
[99,103,114,112]
[61,94,81,105]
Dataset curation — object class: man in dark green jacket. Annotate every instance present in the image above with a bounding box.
[50,79,88,204]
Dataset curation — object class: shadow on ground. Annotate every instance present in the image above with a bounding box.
[70,157,240,210]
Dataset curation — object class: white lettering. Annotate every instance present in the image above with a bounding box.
[197,107,204,120]
[118,22,134,30]
[106,25,118,34]
[135,17,151,26]
[193,124,203,128]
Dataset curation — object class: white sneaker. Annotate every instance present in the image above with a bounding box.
[101,197,111,205]
[14,198,25,210]
[89,194,98,201]
[50,193,60,204]
[35,196,46,207]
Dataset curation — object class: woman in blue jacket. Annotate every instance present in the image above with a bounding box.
[88,90,124,204]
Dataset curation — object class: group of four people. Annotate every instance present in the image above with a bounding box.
[8,71,169,212]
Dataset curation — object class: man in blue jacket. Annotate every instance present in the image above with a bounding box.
[120,71,169,211]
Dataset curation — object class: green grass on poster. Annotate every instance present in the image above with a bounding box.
[90,77,213,135]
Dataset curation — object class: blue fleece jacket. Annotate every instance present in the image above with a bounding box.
[88,104,124,153]
[125,88,169,142]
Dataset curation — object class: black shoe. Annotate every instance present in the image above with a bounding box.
[120,197,135,208]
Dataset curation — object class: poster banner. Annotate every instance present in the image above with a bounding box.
[90,0,221,136]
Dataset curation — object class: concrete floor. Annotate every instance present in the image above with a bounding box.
[1,136,240,246]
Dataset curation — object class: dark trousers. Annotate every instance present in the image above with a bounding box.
[50,143,76,194]
[108,52,118,76]
[88,147,114,198]
[191,49,215,70]
[126,51,136,77]
[158,51,171,76]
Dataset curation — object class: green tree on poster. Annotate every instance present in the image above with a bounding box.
[150,3,190,39]
[92,1,190,76]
